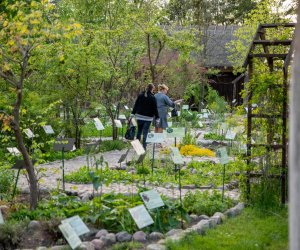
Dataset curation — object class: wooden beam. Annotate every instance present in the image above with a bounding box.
[249,53,287,58]
[261,23,296,28]
[253,40,292,45]
[250,144,284,150]
[250,114,283,119]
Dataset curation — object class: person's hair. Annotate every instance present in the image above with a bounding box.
[158,84,169,92]
[144,83,155,97]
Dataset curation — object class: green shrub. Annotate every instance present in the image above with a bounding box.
[183,190,235,216]
[0,165,14,199]
[0,220,28,249]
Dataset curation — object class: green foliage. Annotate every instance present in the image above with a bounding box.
[0,220,28,250]
[205,86,228,116]
[0,165,14,199]
[166,207,288,250]
[9,192,188,234]
[180,131,197,146]
[98,140,128,152]
[82,123,113,138]
[203,133,226,141]
[112,242,143,250]
[183,190,235,216]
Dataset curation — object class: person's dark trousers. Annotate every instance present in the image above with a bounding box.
[136,120,152,149]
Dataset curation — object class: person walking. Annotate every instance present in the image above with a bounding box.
[131,83,159,149]
[155,84,182,133]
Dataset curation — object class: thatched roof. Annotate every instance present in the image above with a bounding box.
[200,25,240,68]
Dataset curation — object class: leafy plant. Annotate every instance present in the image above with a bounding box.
[0,164,14,199]
[0,220,28,249]
[183,190,235,216]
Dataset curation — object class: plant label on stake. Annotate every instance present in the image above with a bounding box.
[124,105,129,110]
[24,128,34,138]
[146,133,165,143]
[114,119,123,128]
[130,139,145,156]
[202,113,209,118]
[7,147,20,156]
[53,138,75,191]
[182,105,189,110]
[118,114,127,120]
[217,147,229,202]
[131,118,137,126]
[0,209,4,224]
[217,147,229,165]
[62,215,90,236]
[118,148,130,163]
[167,121,172,127]
[140,190,164,210]
[198,121,203,128]
[225,130,236,140]
[93,118,105,130]
[128,205,154,229]
[43,125,55,134]
[170,147,184,165]
[59,223,82,250]
[165,127,185,138]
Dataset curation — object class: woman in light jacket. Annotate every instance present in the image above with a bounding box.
[155,84,182,133]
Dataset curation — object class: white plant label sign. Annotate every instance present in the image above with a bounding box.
[0,209,4,224]
[128,205,154,229]
[146,132,165,143]
[124,105,129,110]
[140,190,164,210]
[24,128,34,138]
[202,113,209,118]
[7,147,20,155]
[114,119,123,128]
[61,215,89,236]
[167,121,172,127]
[43,125,55,134]
[130,139,145,156]
[182,105,189,110]
[225,130,236,140]
[59,223,82,250]
[217,147,229,165]
[171,147,184,165]
[131,118,137,126]
[118,114,127,120]
[165,127,185,138]
[93,118,105,130]
[198,121,203,128]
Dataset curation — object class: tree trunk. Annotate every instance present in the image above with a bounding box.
[13,87,38,210]
[289,3,300,249]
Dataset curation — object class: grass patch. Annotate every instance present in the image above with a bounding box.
[166,207,288,250]
[82,122,114,137]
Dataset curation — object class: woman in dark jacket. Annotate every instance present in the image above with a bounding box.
[131,83,159,149]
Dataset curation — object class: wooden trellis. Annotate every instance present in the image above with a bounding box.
[243,23,296,204]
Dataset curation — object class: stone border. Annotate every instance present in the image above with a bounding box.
[21,203,245,250]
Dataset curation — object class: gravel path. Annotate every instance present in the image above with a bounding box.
[16,134,239,200]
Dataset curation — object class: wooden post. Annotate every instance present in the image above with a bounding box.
[289,4,300,249]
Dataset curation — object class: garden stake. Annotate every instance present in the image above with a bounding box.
[12,169,21,199]
[62,147,65,191]
[152,143,155,175]
[178,165,184,229]
[156,207,162,232]
[222,163,226,202]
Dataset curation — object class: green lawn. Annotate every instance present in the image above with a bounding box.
[166,207,288,250]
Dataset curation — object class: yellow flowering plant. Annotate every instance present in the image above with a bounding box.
[179,144,215,157]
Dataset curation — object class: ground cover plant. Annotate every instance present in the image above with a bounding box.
[64,158,245,188]
[166,207,288,250]
[7,191,189,234]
